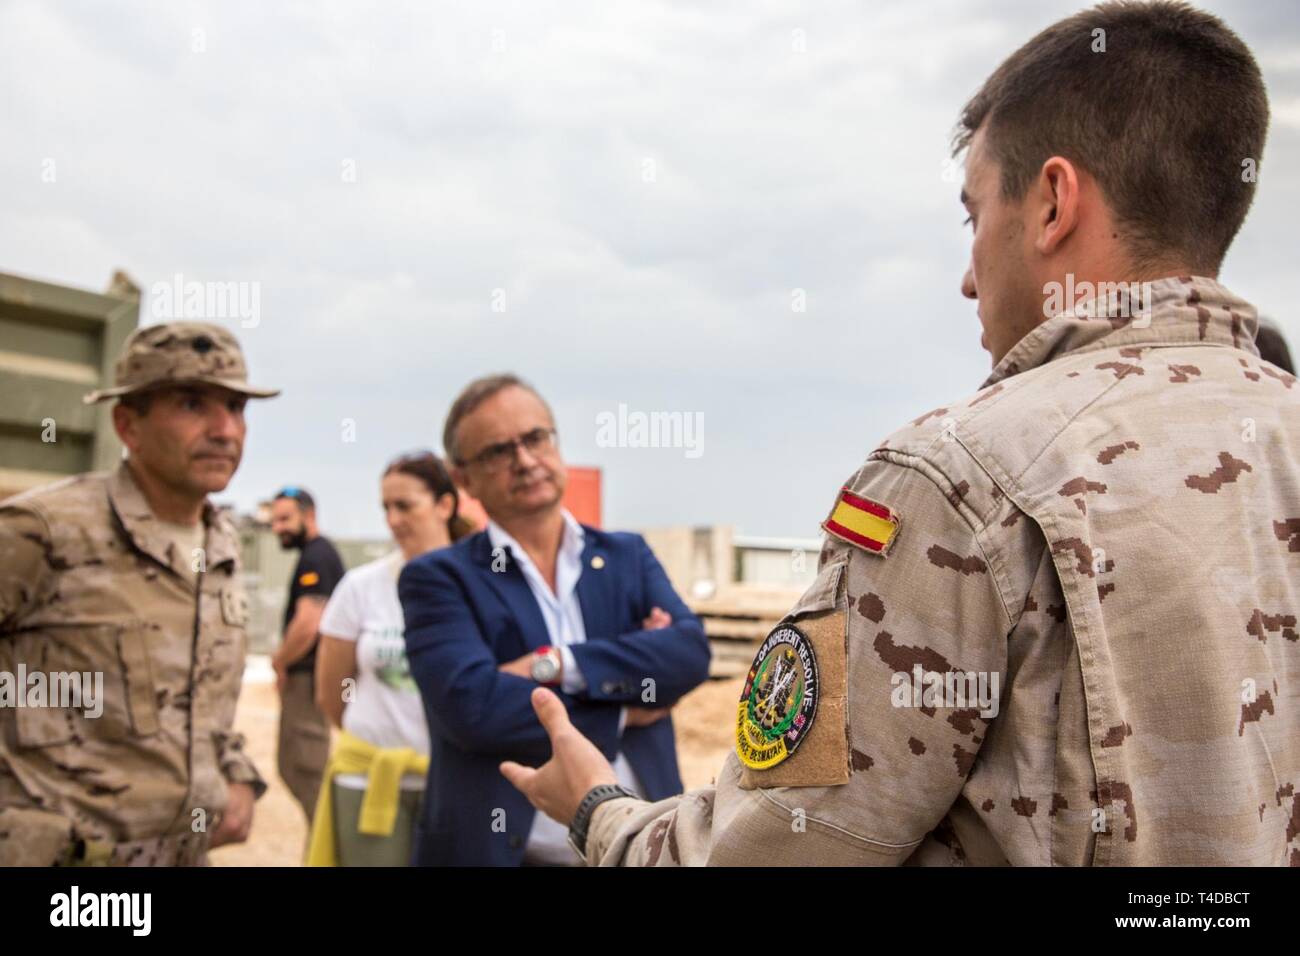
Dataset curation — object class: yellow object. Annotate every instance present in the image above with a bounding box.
[306,730,429,867]
[822,488,899,555]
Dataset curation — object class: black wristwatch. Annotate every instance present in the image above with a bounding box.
[568,784,638,861]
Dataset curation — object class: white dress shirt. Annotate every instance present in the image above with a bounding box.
[486,510,644,865]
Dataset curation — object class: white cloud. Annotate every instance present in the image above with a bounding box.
[1,0,1296,540]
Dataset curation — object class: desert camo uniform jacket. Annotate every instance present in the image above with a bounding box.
[0,461,265,866]
[585,275,1299,867]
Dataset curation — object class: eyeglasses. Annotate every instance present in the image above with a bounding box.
[461,427,558,473]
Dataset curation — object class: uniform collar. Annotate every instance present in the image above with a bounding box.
[983,275,1260,388]
[108,460,239,574]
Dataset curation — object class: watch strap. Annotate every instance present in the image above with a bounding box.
[568,783,637,860]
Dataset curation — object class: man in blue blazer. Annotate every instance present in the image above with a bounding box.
[398,374,711,866]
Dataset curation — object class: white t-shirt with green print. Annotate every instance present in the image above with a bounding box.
[320,551,430,760]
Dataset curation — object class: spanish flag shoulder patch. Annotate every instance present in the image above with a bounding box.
[822,487,900,556]
[299,571,321,587]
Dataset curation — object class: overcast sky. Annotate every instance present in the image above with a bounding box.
[4,0,1297,540]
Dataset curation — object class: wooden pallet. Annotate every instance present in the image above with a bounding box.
[689,585,802,678]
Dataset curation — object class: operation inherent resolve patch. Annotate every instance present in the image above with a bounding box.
[736,623,820,770]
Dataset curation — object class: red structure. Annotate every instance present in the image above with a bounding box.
[562,466,603,528]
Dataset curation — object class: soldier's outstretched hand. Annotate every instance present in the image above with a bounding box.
[500,687,619,826]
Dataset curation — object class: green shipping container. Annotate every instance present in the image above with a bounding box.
[0,270,141,499]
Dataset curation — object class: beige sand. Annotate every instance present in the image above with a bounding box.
[210,675,742,866]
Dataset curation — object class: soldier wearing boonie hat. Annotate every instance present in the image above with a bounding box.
[82,321,280,404]
[0,320,279,866]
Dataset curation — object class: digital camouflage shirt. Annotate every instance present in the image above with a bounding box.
[586,275,1299,867]
[0,461,264,865]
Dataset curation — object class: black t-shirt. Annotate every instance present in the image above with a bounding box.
[284,535,346,675]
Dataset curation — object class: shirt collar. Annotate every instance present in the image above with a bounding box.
[108,460,238,573]
[982,275,1260,388]
[486,509,585,571]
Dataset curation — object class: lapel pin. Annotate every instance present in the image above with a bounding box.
[591,555,605,570]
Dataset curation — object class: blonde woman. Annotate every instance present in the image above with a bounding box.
[307,452,472,866]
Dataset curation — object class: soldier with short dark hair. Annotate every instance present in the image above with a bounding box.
[0,321,279,866]
[502,1,1300,866]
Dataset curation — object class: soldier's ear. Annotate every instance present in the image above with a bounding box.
[111,402,141,453]
[1033,155,1081,257]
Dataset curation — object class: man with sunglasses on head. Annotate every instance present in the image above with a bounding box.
[269,486,345,826]
[398,373,711,866]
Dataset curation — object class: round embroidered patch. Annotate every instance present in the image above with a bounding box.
[736,623,820,770]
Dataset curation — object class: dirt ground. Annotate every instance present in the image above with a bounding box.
[210,663,742,866]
